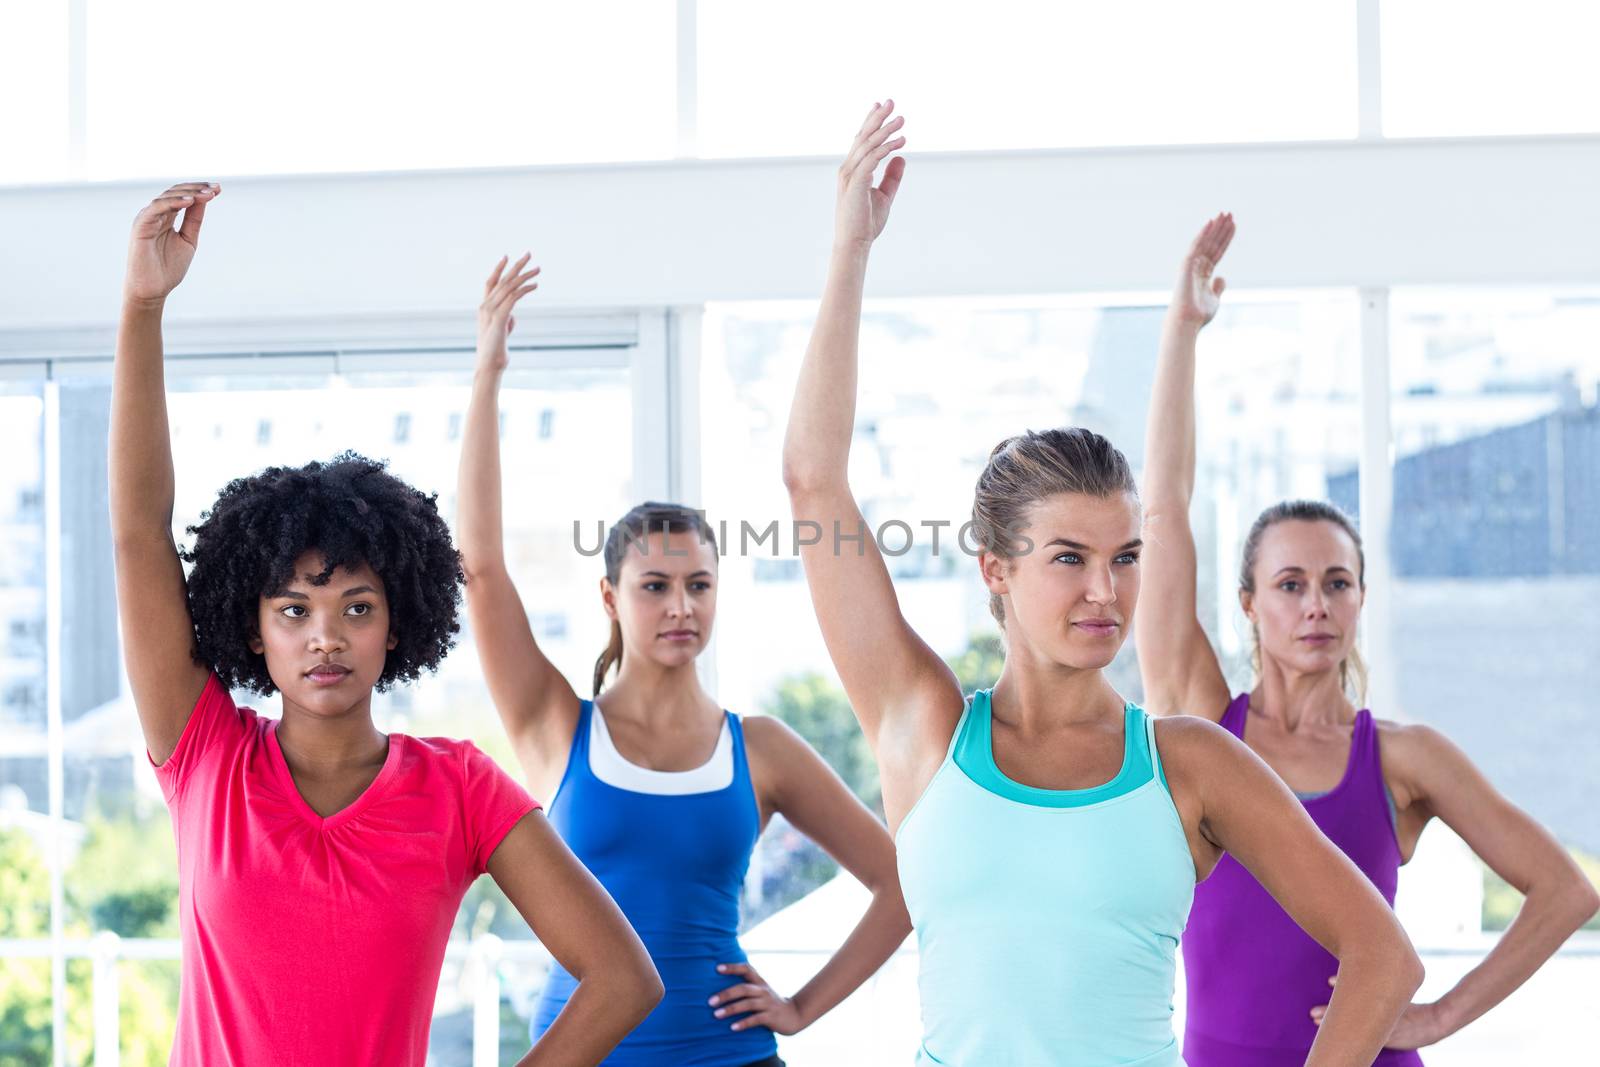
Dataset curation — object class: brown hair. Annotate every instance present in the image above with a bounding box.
[1238,499,1369,703]
[592,501,719,695]
[970,427,1138,626]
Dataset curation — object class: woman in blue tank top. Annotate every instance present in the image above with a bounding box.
[781,101,1426,1066]
[456,256,913,1067]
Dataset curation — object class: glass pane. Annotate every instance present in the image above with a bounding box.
[1191,295,1363,688]
[0,385,47,741]
[0,381,51,1064]
[0,4,69,185]
[1382,0,1600,136]
[1387,289,1600,1061]
[86,1,676,179]
[704,291,1358,710]
[699,0,1357,157]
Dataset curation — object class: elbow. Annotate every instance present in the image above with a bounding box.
[457,551,506,586]
[1387,925,1425,999]
[1564,875,1600,933]
[1349,918,1423,1000]
[632,961,665,1019]
[781,456,838,500]
[1399,942,1426,998]
[870,878,914,940]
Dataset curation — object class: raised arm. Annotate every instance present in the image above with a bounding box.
[1163,716,1424,1065]
[488,813,663,1066]
[111,183,221,764]
[1137,214,1235,721]
[457,256,582,801]
[780,102,962,823]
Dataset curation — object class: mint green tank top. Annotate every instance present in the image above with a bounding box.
[895,690,1195,1066]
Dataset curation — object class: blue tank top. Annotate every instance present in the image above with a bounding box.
[896,690,1195,1066]
[531,701,778,1067]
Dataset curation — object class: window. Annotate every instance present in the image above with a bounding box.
[1387,290,1600,900]
[703,291,1359,713]
[698,0,1357,157]
[1382,0,1600,137]
[0,5,69,185]
[85,0,677,180]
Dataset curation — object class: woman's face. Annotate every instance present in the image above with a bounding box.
[603,529,719,673]
[251,550,397,715]
[981,491,1143,671]
[1241,519,1364,679]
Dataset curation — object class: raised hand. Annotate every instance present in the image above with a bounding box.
[708,961,805,1035]
[834,100,908,249]
[1171,212,1235,329]
[477,253,541,373]
[125,182,220,305]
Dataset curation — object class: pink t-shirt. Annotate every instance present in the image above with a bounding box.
[152,673,538,1067]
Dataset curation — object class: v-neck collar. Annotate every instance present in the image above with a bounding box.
[266,719,404,829]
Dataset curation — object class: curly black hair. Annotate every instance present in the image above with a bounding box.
[179,452,464,694]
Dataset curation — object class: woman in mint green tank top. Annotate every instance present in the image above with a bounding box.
[780,101,1425,1067]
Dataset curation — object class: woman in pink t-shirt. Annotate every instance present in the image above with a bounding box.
[110,182,664,1067]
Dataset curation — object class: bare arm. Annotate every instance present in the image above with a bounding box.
[781,102,963,823]
[1325,726,1600,1049]
[1162,717,1423,1065]
[111,183,222,764]
[712,718,911,1034]
[1137,214,1236,722]
[488,813,663,1066]
[457,256,582,801]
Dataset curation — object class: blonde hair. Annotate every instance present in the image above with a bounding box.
[970,427,1138,626]
[1239,499,1369,704]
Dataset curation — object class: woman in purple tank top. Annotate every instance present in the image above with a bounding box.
[1137,214,1600,1065]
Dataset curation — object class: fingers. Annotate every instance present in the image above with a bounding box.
[730,1011,776,1032]
[715,961,759,981]
[708,980,764,1006]
[485,255,509,293]
[846,113,906,177]
[879,153,908,205]
[177,192,214,245]
[1197,211,1235,263]
[1311,1003,1328,1024]
[713,995,764,1019]
[136,183,218,231]
[482,255,541,310]
[854,99,893,140]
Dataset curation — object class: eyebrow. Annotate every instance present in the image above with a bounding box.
[640,570,714,579]
[1044,538,1144,551]
[1272,566,1354,578]
[274,585,379,600]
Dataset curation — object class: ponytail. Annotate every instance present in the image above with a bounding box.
[593,618,624,696]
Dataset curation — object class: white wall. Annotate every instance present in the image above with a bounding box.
[2,135,1599,339]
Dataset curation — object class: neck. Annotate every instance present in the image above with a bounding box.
[990,640,1123,731]
[603,656,713,724]
[276,693,388,770]
[1253,659,1355,731]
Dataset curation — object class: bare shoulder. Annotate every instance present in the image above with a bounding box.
[739,713,812,759]
[1373,717,1471,799]
[1152,712,1243,766]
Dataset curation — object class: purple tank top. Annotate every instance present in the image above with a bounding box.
[1182,695,1420,1067]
